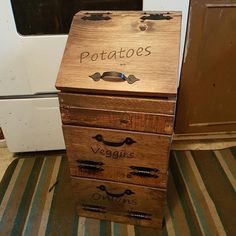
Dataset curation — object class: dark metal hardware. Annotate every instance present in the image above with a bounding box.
[129,166,159,172]
[128,166,159,178]
[89,71,139,84]
[97,185,134,198]
[81,13,111,21]
[82,204,106,213]
[129,172,158,178]
[127,211,152,220]
[77,160,104,171]
[92,134,135,147]
[140,13,172,21]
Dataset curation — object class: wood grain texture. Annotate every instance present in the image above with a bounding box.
[56,11,179,227]
[60,106,174,134]
[56,11,181,97]
[63,125,171,188]
[69,165,167,189]
[175,0,236,133]
[59,93,176,115]
[71,177,166,228]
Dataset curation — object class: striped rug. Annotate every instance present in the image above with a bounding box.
[0,148,235,235]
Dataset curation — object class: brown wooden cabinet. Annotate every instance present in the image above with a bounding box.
[175,0,236,134]
[56,11,181,228]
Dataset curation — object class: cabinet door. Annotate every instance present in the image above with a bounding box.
[175,0,236,134]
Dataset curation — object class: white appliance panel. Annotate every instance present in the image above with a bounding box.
[0,97,65,152]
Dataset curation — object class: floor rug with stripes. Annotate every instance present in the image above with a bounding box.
[0,148,235,235]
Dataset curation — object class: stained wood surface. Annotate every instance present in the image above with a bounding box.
[61,106,174,134]
[56,11,181,97]
[70,165,167,189]
[71,177,166,228]
[59,93,176,115]
[63,125,171,188]
[175,0,236,133]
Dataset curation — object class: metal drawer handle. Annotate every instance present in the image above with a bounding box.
[128,166,159,178]
[97,185,134,198]
[127,211,152,220]
[140,13,172,21]
[82,204,106,213]
[77,160,104,171]
[89,71,139,84]
[92,134,136,147]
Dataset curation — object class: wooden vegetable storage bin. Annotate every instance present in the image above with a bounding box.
[56,11,181,228]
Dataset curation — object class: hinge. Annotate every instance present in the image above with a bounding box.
[81,13,111,21]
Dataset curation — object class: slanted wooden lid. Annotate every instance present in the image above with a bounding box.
[56,11,181,97]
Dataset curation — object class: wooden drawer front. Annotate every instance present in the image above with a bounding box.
[61,107,173,134]
[70,162,167,188]
[63,125,171,188]
[59,93,175,135]
[59,93,176,115]
[72,177,166,228]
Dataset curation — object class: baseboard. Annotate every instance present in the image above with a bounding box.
[172,132,236,150]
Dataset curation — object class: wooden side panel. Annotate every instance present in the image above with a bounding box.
[71,177,166,228]
[59,93,176,115]
[176,0,236,134]
[61,107,174,134]
[63,125,171,188]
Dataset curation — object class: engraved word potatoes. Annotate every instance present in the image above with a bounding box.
[79,46,152,63]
